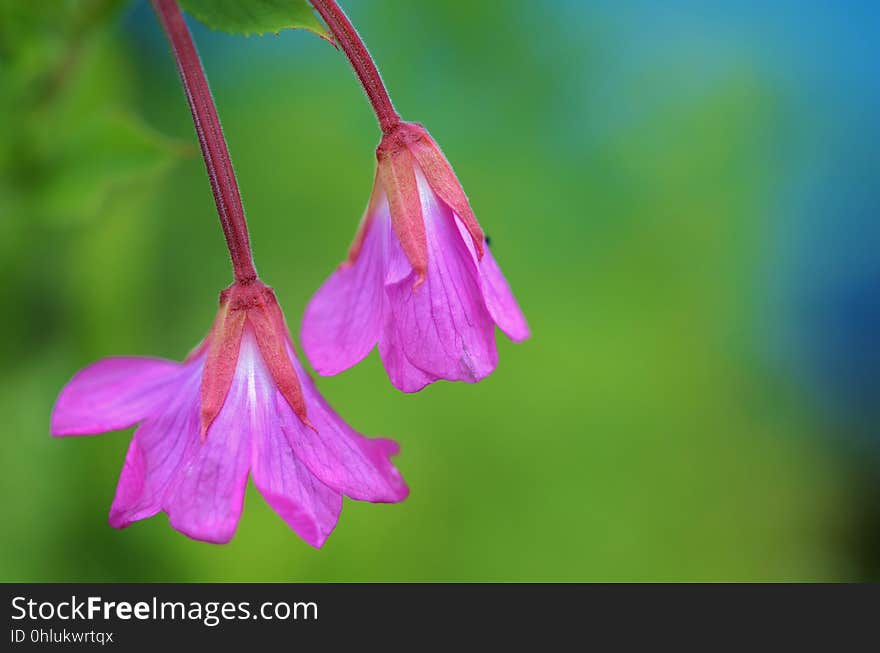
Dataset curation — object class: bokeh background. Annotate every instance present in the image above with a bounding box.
[1,0,878,581]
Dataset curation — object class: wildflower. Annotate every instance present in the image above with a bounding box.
[303,1,528,392]
[50,0,407,545]
[52,280,406,545]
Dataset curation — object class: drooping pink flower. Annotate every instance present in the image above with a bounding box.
[52,280,407,545]
[51,0,407,545]
[302,121,529,392]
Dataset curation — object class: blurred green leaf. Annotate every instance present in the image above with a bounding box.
[0,0,191,230]
[39,110,192,226]
[180,0,330,39]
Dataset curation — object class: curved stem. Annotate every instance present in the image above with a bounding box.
[151,0,257,283]
[311,0,401,134]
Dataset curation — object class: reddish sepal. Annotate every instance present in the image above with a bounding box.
[248,287,311,428]
[377,132,427,285]
[406,124,484,259]
[200,296,246,438]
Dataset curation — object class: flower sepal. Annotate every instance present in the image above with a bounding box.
[201,280,310,438]
[376,122,484,268]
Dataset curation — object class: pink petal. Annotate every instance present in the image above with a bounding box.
[372,437,401,457]
[281,346,409,503]
[161,345,256,544]
[249,336,343,548]
[453,219,530,342]
[252,424,342,548]
[479,244,530,341]
[377,311,436,391]
[109,362,203,530]
[380,172,498,392]
[110,347,252,544]
[109,439,151,525]
[52,357,183,436]
[301,206,386,376]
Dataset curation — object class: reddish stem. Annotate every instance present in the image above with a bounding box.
[311,0,401,134]
[151,0,257,283]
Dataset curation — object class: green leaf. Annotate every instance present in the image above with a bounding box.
[179,0,330,39]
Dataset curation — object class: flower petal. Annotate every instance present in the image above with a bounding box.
[252,413,342,548]
[278,347,409,503]
[301,202,387,376]
[377,311,437,392]
[52,357,183,436]
[245,330,342,547]
[478,243,530,341]
[109,362,203,529]
[380,172,498,391]
[452,219,530,342]
[110,343,254,544]
[161,343,257,544]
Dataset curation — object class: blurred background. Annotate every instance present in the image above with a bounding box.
[1,0,878,581]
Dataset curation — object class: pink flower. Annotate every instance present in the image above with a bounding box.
[302,122,529,392]
[52,280,408,545]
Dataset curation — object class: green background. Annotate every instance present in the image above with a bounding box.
[1,0,877,581]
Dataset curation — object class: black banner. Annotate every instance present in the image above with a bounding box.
[3,584,877,647]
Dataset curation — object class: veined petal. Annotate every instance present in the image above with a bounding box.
[111,343,253,544]
[453,219,530,342]
[265,463,344,549]
[279,344,409,503]
[301,198,387,376]
[477,243,531,342]
[52,357,183,436]
[253,433,343,548]
[109,360,203,530]
[161,338,257,544]
[377,311,436,392]
[249,347,342,547]
[381,171,498,392]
